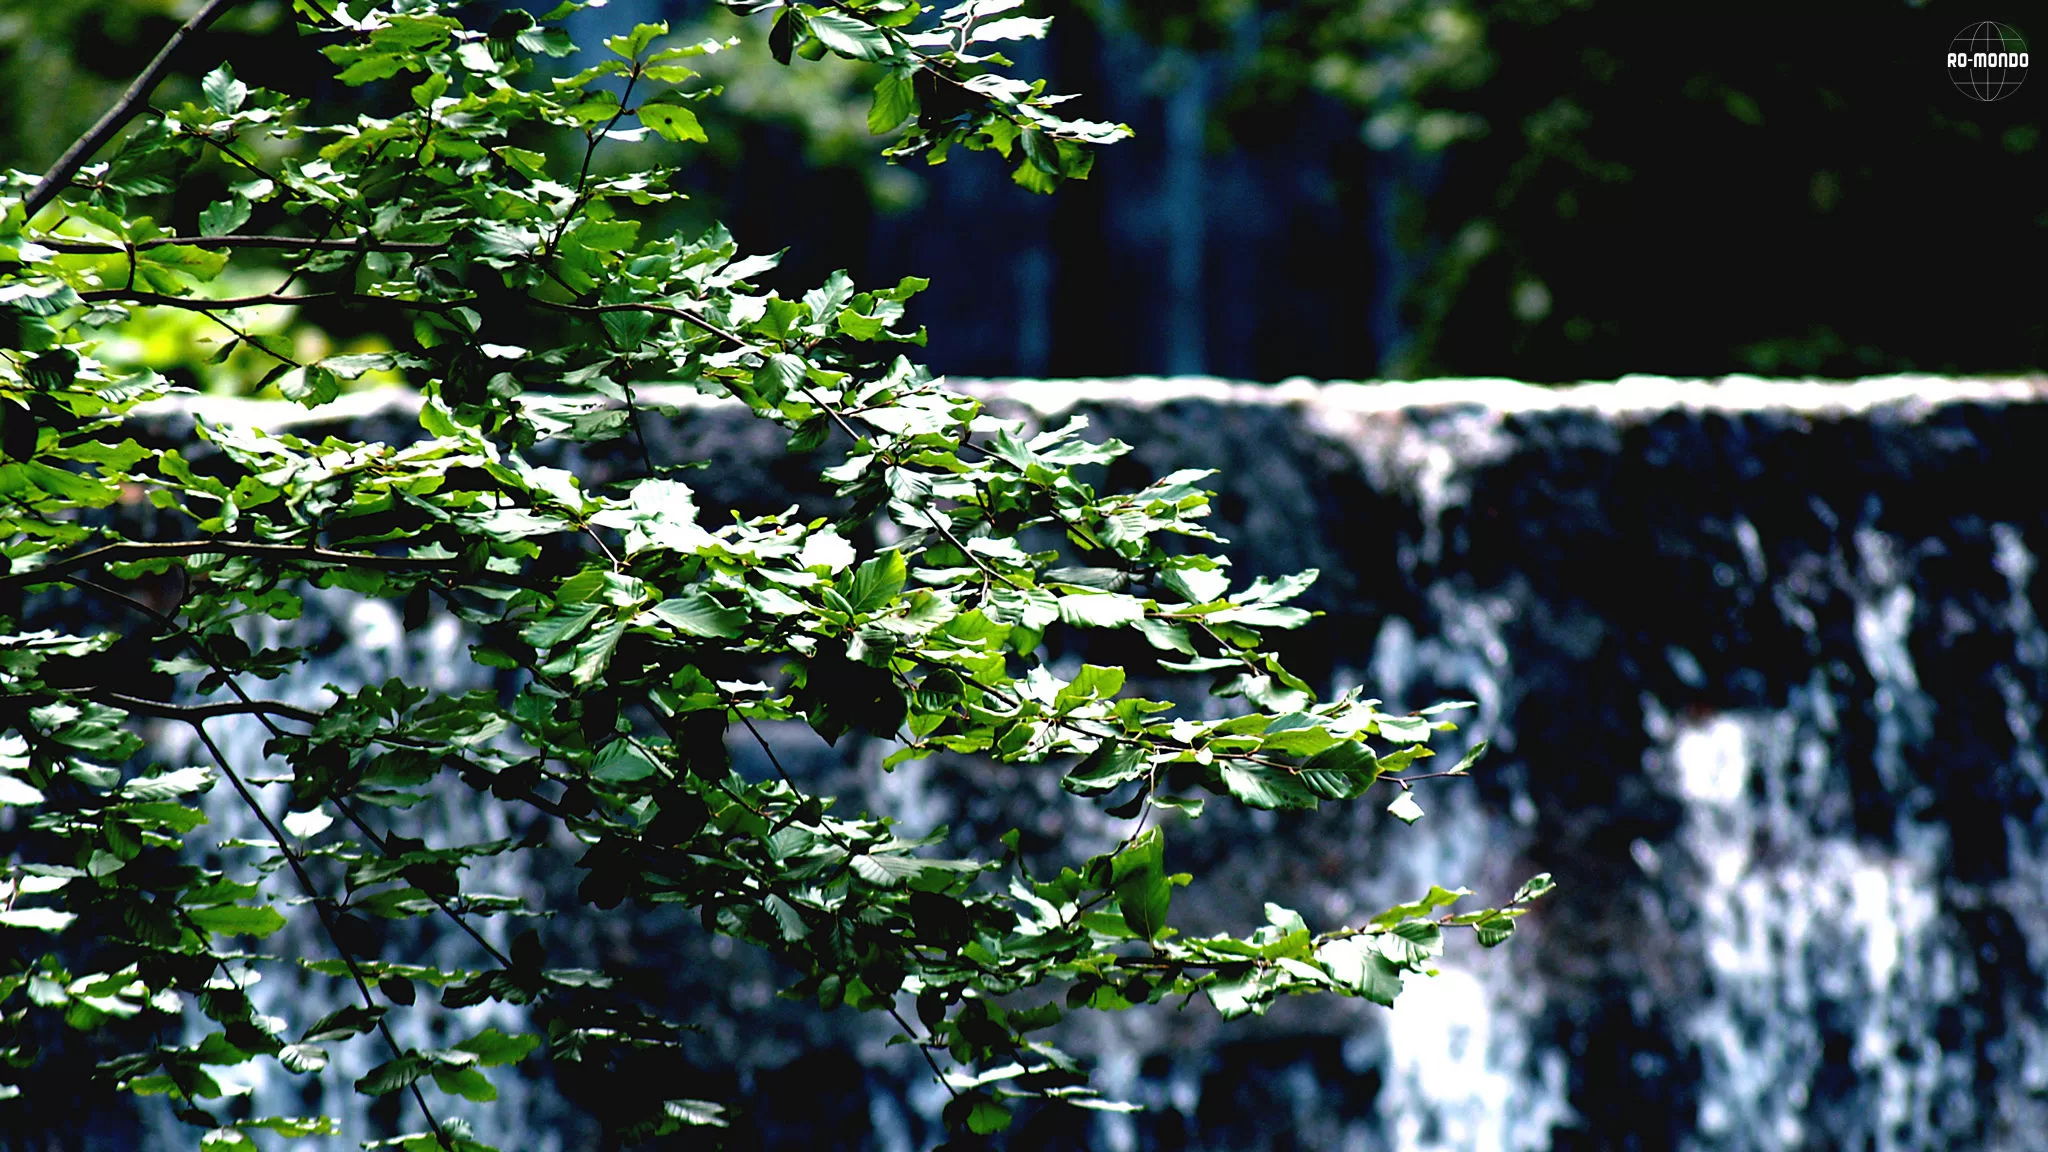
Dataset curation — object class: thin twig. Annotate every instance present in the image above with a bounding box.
[886,1006,960,1100]
[619,379,658,477]
[2,539,465,591]
[532,297,743,344]
[329,798,516,969]
[186,720,452,1148]
[731,709,853,849]
[23,0,248,218]
[552,67,642,253]
[39,235,445,254]
[84,690,322,725]
[76,289,341,310]
[68,574,522,981]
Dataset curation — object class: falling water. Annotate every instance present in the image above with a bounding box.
[112,374,2047,1150]
[142,592,546,1152]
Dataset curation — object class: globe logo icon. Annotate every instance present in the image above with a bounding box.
[1947,22,2029,102]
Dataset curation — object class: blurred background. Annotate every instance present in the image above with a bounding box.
[4,0,2041,388]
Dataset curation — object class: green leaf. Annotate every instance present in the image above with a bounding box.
[1020,128,1060,175]
[1476,917,1517,948]
[1219,764,1319,811]
[569,620,626,686]
[1108,828,1171,940]
[281,808,333,839]
[987,586,1059,631]
[848,854,914,886]
[1259,715,1338,757]
[1447,739,1490,775]
[1133,618,1194,654]
[1386,791,1425,824]
[355,1054,428,1096]
[605,21,668,59]
[1055,664,1125,707]
[802,270,854,329]
[188,905,288,938]
[1376,713,1435,743]
[1062,743,1148,796]
[201,65,248,114]
[198,198,251,238]
[663,1099,729,1127]
[869,67,917,133]
[410,71,448,108]
[1317,938,1407,1006]
[0,775,45,805]
[1379,919,1445,966]
[431,1064,497,1102]
[1371,886,1471,927]
[1209,604,1313,629]
[842,550,906,613]
[591,739,659,782]
[121,766,213,801]
[278,366,340,407]
[524,603,602,648]
[1161,565,1229,604]
[648,591,746,639]
[141,244,229,280]
[764,894,808,941]
[769,7,799,65]
[454,1029,540,1067]
[967,1096,1012,1135]
[239,1116,336,1137]
[754,352,807,404]
[805,10,893,62]
[1056,592,1146,628]
[0,908,74,931]
[301,1005,388,1043]
[945,1089,1013,1135]
[637,103,706,143]
[1296,741,1378,799]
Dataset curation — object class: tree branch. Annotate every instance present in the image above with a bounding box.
[530,296,745,345]
[329,796,517,970]
[40,235,445,254]
[185,720,452,1149]
[87,689,324,725]
[1,540,463,590]
[23,0,248,219]
[74,569,528,992]
[77,289,341,310]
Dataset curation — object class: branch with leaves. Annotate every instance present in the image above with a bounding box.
[0,0,1550,1146]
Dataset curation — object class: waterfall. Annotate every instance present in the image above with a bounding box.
[105,374,2046,1149]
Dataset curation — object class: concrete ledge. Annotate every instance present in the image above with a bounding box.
[131,374,2048,433]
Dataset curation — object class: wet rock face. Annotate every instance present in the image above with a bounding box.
[114,377,2048,1151]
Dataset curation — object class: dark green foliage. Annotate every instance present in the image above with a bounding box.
[0,0,1551,1144]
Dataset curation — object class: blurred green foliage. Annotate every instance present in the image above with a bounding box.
[1100,0,2044,378]
[9,0,2039,383]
